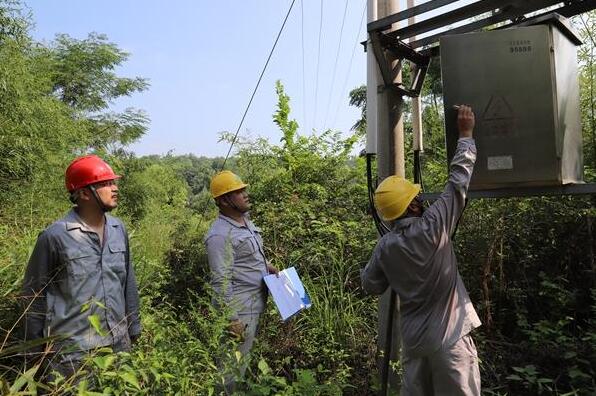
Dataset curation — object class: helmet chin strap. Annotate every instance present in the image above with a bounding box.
[224,194,248,214]
[87,185,109,213]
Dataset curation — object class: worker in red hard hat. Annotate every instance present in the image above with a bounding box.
[65,154,122,211]
[22,154,141,384]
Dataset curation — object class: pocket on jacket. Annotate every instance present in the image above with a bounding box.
[63,248,97,278]
[107,243,127,276]
[234,237,256,259]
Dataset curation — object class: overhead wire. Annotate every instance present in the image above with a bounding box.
[331,2,366,128]
[221,0,297,170]
[313,0,324,131]
[322,0,349,130]
[193,0,298,229]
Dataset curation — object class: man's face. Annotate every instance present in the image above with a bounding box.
[226,188,251,213]
[408,195,424,217]
[92,179,119,211]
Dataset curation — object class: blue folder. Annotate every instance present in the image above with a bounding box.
[264,267,312,321]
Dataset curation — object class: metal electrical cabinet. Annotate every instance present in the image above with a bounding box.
[441,14,583,190]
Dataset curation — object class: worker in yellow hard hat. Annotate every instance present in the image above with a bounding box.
[204,170,278,394]
[374,176,423,222]
[362,105,482,395]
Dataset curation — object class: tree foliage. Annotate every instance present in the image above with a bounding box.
[1,1,595,394]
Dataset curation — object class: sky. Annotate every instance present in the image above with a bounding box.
[25,0,369,157]
[25,1,478,158]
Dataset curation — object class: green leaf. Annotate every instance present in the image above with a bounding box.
[9,365,40,392]
[93,354,116,370]
[568,367,590,379]
[88,314,108,337]
[257,358,271,375]
[1,379,9,395]
[80,391,106,396]
[295,369,316,386]
[149,367,161,382]
[119,371,141,389]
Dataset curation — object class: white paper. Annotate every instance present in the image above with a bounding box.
[264,267,311,321]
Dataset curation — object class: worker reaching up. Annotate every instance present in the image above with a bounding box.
[361,105,481,395]
[205,170,278,394]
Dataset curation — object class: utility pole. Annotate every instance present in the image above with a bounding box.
[408,0,423,161]
[366,0,378,158]
[376,0,404,179]
[368,0,403,394]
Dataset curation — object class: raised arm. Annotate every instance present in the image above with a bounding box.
[423,105,476,241]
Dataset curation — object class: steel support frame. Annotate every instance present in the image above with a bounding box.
[369,31,430,97]
[368,0,593,50]
[420,184,596,201]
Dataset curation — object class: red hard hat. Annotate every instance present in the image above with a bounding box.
[65,155,121,192]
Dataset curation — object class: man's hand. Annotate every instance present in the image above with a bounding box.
[266,263,280,277]
[130,334,140,345]
[457,105,475,138]
[228,319,246,341]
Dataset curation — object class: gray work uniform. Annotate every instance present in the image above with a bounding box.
[22,210,141,358]
[362,138,481,395]
[205,213,269,320]
[205,213,269,391]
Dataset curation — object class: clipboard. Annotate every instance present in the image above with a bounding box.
[264,267,311,321]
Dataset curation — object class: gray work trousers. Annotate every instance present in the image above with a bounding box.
[41,339,131,393]
[219,312,260,395]
[401,334,481,396]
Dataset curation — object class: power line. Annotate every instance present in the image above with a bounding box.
[221,0,297,170]
[313,0,324,131]
[332,2,366,128]
[323,0,349,130]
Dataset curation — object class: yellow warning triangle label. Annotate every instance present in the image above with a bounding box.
[482,95,514,120]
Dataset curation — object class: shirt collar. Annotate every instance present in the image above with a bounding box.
[392,216,418,230]
[218,213,253,230]
[65,209,119,232]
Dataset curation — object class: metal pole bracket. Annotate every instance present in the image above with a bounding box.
[370,30,430,98]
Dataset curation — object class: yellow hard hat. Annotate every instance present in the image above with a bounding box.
[374,176,421,221]
[210,171,248,198]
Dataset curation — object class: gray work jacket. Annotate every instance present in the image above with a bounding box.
[362,137,481,358]
[204,213,268,320]
[22,210,141,353]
